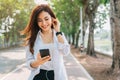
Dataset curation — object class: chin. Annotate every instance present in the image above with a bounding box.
[42,28,49,32]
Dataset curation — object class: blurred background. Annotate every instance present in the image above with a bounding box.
[0,0,112,55]
[0,0,115,80]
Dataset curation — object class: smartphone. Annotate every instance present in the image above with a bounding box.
[39,49,50,58]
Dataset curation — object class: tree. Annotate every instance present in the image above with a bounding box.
[85,0,100,56]
[0,0,35,48]
[79,0,89,50]
[81,0,109,56]
[52,0,81,46]
[110,0,120,75]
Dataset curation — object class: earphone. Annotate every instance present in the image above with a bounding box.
[46,71,49,80]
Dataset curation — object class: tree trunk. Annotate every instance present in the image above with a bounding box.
[72,33,75,45]
[82,18,88,47]
[86,19,96,57]
[75,30,80,48]
[68,34,71,44]
[110,0,120,73]
[80,0,88,49]
[85,0,99,57]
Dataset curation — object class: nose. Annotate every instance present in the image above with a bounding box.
[42,20,46,25]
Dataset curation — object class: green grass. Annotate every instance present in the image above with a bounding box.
[94,39,111,46]
[94,39,112,53]
[84,39,112,54]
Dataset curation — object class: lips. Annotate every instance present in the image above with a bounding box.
[43,26,47,28]
[42,25,48,29]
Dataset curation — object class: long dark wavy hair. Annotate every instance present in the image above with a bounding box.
[20,4,56,54]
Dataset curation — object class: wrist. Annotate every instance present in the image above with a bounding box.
[30,60,39,68]
[36,60,42,65]
[56,32,62,36]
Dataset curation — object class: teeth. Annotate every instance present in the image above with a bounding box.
[42,25,48,28]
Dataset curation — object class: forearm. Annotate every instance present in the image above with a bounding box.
[57,34,64,43]
[56,33,70,55]
[30,55,51,68]
[30,60,40,68]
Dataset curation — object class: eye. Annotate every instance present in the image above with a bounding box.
[45,18,49,21]
[37,19,42,22]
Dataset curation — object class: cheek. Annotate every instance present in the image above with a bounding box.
[49,20,53,25]
[49,22,53,27]
[48,18,52,23]
[49,21,52,25]
[38,22,42,27]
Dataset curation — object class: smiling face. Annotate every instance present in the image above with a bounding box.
[37,11,52,32]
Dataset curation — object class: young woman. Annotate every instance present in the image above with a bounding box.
[21,4,70,80]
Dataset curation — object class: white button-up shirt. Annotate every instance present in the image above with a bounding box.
[26,30,70,80]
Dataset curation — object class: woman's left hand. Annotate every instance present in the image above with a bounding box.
[52,18,61,32]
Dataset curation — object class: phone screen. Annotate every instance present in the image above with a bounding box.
[39,49,50,58]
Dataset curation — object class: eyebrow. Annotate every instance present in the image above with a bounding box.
[38,16,49,20]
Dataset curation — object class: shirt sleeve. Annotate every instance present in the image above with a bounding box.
[57,33,70,56]
[25,46,39,71]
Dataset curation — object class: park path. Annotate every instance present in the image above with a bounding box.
[0,47,93,80]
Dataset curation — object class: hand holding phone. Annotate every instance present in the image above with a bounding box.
[39,49,51,61]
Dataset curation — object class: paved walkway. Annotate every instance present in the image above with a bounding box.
[0,47,93,80]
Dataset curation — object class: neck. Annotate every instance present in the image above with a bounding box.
[41,29,52,35]
[40,29,53,43]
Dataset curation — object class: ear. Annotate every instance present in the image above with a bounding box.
[51,17,54,22]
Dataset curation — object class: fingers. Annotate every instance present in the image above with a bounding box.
[52,18,57,25]
[40,56,51,64]
[37,53,50,62]
[52,18,60,32]
[52,17,56,21]
[42,56,51,61]
[52,18,59,24]
[37,53,50,60]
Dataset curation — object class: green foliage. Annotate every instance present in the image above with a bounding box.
[0,0,35,47]
[94,4,110,29]
[52,0,81,37]
[100,0,110,5]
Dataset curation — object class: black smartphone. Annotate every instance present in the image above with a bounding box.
[39,49,50,58]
